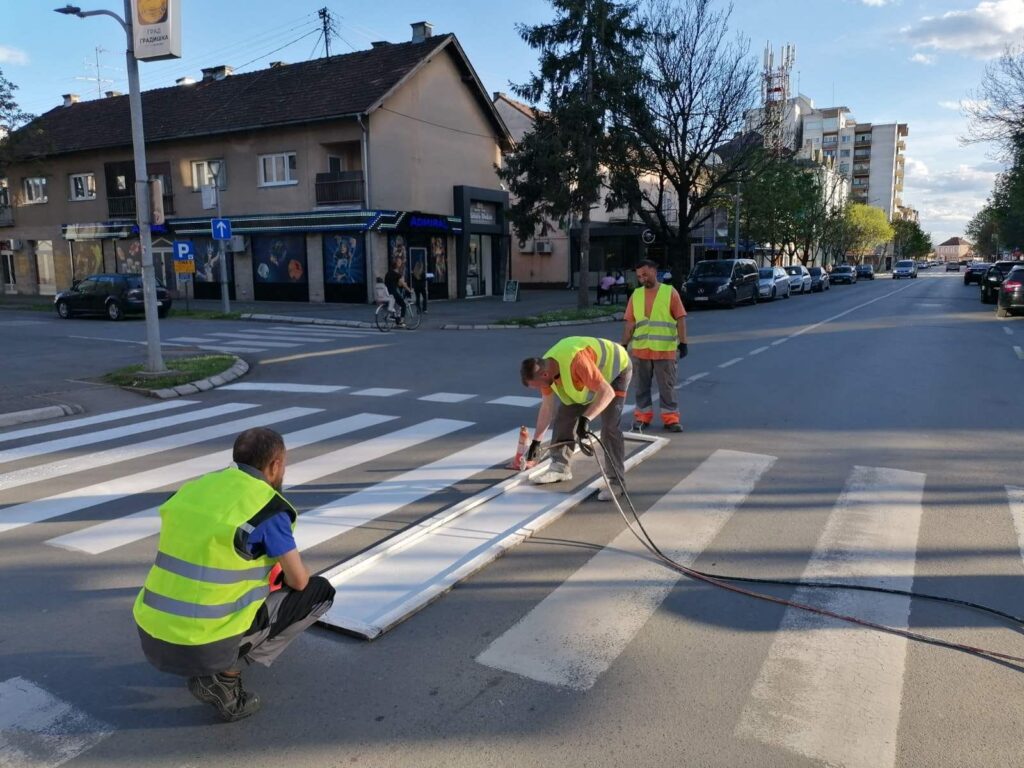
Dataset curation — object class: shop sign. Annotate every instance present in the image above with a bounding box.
[408,214,450,231]
[131,0,182,61]
[470,201,497,225]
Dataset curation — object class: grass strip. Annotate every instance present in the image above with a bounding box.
[101,354,236,390]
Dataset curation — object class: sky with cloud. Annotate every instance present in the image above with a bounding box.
[1,0,1016,245]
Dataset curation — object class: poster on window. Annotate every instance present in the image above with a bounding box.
[71,240,103,280]
[115,238,143,274]
[429,236,447,286]
[191,237,234,284]
[253,235,307,284]
[323,234,365,285]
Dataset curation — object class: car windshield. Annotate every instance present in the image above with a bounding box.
[691,261,733,278]
[858,265,871,270]
[896,261,914,268]
[758,269,774,278]
[834,266,853,273]
[809,268,822,275]
[126,277,144,290]
[785,267,801,275]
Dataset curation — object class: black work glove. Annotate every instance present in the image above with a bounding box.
[526,439,542,462]
[678,342,689,359]
[574,416,595,456]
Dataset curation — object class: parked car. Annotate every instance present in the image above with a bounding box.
[893,260,918,279]
[917,261,930,270]
[808,266,830,292]
[757,266,791,300]
[980,261,1024,304]
[683,258,760,309]
[856,264,875,280]
[830,264,857,284]
[996,265,1024,317]
[54,273,172,321]
[784,264,812,294]
[963,262,989,285]
[945,262,960,272]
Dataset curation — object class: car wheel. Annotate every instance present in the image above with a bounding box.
[727,289,737,309]
[981,289,990,304]
[107,300,123,321]
[997,306,1010,318]
[771,287,776,300]
[750,287,757,306]
[56,300,71,319]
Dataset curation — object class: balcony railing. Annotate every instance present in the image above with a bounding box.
[107,194,175,220]
[0,206,12,227]
[315,171,364,205]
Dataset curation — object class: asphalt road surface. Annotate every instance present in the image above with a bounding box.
[3,271,1023,768]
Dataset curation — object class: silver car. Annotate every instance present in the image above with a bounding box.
[784,264,812,294]
[758,266,791,300]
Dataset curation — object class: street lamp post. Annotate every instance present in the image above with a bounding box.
[207,160,230,313]
[55,2,165,372]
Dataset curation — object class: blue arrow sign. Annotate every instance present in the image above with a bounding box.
[172,241,195,261]
[211,218,232,241]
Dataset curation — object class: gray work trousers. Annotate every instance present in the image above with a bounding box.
[632,357,679,424]
[235,576,335,670]
[550,367,631,486]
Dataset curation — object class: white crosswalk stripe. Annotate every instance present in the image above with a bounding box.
[164,323,378,354]
[0,400,196,444]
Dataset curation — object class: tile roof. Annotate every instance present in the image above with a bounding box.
[14,34,508,159]
[939,237,969,246]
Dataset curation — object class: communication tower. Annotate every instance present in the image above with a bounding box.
[762,42,795,156]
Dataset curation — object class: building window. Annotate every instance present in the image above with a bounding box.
[840,149,851,158]
[258,152,297,187]
[856,134,872,143]
[839,163,850,174]
[69,173,96,201]
[823,135,838,145]
[841,135,851,143]
[23,177,48,205]
[191,159,227,191]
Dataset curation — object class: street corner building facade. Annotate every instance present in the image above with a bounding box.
[0,22,513,304]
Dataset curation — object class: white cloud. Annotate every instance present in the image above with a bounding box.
[910,53,936,65]
[902,0,1024,59]
[0,45,29,66]
[937,98,990,111]
[861,0,891,5]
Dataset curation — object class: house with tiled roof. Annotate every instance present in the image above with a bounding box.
[936,237,972,263]
[0,22,513,303]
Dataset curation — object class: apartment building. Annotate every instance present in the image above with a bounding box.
[0,24,513,302]
[799,106,908,221]
[936,237,972,262]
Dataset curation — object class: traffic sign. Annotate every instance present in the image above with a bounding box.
[211,218,232,241]
[172,241,195,261]
[174,260,196,274]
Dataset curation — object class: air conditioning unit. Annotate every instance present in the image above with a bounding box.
[228,235,246,252]
[10,238,22,250]
[518,239,534,253]
[535,241,553,255]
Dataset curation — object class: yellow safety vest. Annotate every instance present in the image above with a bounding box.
[630,284,678,353]
[545,336,629,405]
[133,468,296,650]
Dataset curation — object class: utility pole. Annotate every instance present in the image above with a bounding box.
[209,160,230,313]
[733,179,741,260]
[318,7,333,58]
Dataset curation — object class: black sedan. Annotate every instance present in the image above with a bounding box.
[855,264,875,280]
[55,273,172,321]
[997,266,1024,317]
[830,264,857,284]
[964,263,989,285]
[808,266,830,292]
[981,261,1024,304]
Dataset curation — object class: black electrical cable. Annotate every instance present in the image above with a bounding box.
[547,433,1024,668]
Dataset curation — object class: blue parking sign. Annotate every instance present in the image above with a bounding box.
[172,241,195,261]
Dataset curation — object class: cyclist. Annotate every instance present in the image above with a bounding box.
[384,256,412,328]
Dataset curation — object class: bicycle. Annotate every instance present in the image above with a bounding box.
[374,290,420,332]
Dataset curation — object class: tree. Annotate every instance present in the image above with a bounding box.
[498,0,645,308]
[844,203,893,264]
[0,66,34,178]
[605,0,762,275]
[964,45,1024,153]
[966,204,1000,258]
[891,218,932,262]
[740,152,802,264]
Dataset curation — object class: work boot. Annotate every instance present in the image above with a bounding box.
[597,484,618,502]
[188,673,261,722]
[664,423,684,433]
[631,421,647,433]
[532,464,572,484]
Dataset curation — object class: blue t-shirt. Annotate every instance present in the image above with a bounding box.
[246,511,296,558]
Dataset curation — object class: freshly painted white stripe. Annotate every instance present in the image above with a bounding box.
[46,412,395,554]
[0,676,112,768]
[350,387,406,397]
[0,401,195,444]
[1004,486,1024,566]
[0,405,267,492]
[219,383,347,393]
[487,396,541,408]
[197,345,266,354]
[418,392,476,403]
[0,407,319,536]
[320,434,667,638]
[676,371,708,389]
[167,336,219,344]
[477,449,775,690]
[718,357,743,369]
[770,338,788,346]
[736,465,926,768]
[0,403,255,466]
[294,425,504,552]
[1004,326,1014,336]
[201,335,300,348]
[749,345,770,356]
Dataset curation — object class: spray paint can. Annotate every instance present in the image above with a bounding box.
[511,425,529,470]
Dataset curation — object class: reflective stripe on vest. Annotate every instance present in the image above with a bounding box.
[133,467,296,648]
[631,284,678,352]
[544,336,630,405]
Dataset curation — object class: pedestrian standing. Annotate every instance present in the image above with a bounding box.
[412,260,428,314]
[622,259,688,433]
[133,428,336,722]
[520,336,632,500]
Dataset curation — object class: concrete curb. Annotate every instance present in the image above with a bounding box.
[441,312,625,331]
[129,356,250,399]
[0,403,84,428]
[241,312,374,330]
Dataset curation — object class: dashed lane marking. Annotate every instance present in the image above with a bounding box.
[676,372,708,389]
[718,357,743,369]
[749,346,770,356]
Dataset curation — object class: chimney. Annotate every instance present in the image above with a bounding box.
[269,61,286,68]
[410,21,433,43]
[176,76,196,86]
[371,41,391,49]
[201,65,234,82]
[104,90,123,98]
[62,93,80,108]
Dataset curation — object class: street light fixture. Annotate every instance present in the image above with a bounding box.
[54,1,166,372]
[207,159,231,313]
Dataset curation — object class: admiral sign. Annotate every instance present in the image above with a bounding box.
[131,0,182,61]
